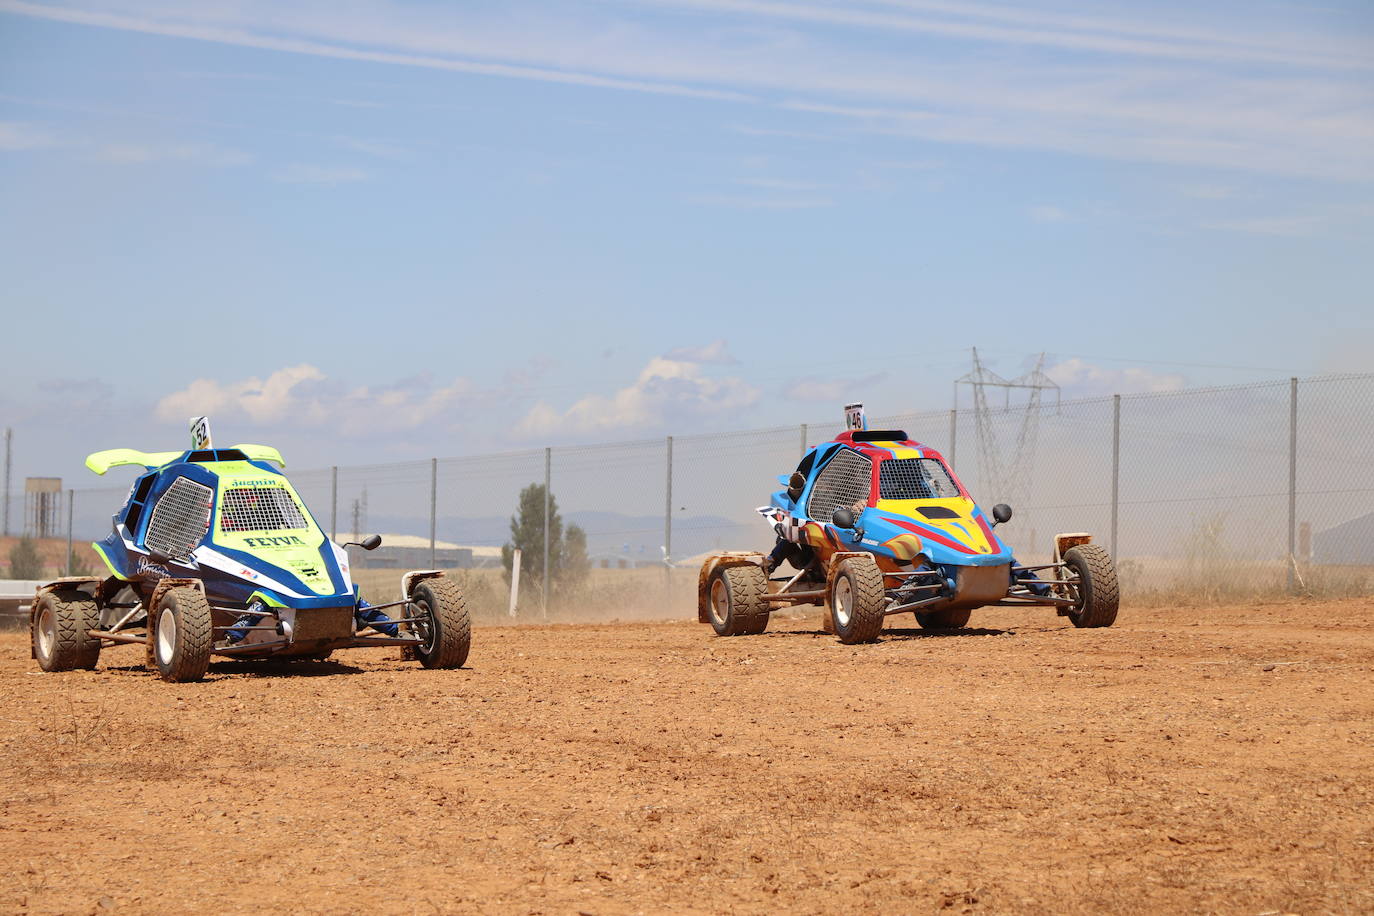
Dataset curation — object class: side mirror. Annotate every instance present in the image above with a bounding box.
[345,534,383,550]
[991,504,1013,526]
[831,507,855,529]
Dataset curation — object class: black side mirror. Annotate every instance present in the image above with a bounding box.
[345,534,383,550]
[831,507,855,529]
[991,504,1013,526]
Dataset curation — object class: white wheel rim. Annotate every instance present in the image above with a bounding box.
[156,608,177,665]
[416,599,438,654]
[37,606,55,659]
[834,577,852,627]
[710,578,728,624]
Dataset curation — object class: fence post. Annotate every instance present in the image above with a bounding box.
[948,409,957,469]
[1288,377,1298,592]
[664,436,673,600]
[330,466,338,541]
[2,427,10,536]
[430,457,438,570]
[543,446,551,620]
[799,424,807,459]
[1111,394,1120,559]
[64,486,73,574]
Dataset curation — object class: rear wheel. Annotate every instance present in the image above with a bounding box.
[32,589,102,672]
[915,608,971,630]
[151,586,213,682]
[1063,545,1119,628]
[707,565,770,636]
[410,578,471,669]
[830,556,885,644]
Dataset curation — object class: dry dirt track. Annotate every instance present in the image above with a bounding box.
[2,598,1371,915]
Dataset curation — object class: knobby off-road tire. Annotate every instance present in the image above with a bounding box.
[915,608,971,630]
[1064,544,1119,628]
[411,578,471,669]
[33,589,101,672]
[830,556,886,644]
[151,586,213,683]
[707,564,770,636]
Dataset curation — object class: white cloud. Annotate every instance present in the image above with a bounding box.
[156,365,328,425]
[3,0,1370,181]
[663,339,737,364]
[515,354,759,437]
[0,121,62,150]
[271,164,368,184]
[96,141,252,167]
[650,0,1372,71]
[1046,358,1186,397]
[155,365,479,436]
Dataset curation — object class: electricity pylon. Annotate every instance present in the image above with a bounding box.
[954,349,1060,508]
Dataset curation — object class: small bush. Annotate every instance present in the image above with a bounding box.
[9,537,45,579]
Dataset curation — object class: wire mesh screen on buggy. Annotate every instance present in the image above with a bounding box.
[220,487,309,532]
[144,477,213,559]
[807,449,872,523]
[878,458,960,500]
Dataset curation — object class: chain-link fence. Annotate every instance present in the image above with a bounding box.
[5,373,1372,617]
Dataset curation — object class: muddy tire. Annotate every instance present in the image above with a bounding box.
[1064,544,1119,628]
[915,608,971,630]
[706,564,770,636]
[151,586,213,682]
[830,556,886,644]
[411,577,471,669]
[32,589,102,672]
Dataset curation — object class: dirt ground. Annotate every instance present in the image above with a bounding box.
[2,597,1371,915]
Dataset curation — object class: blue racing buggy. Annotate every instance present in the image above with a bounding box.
[697,404,1119,643]
[30,418,470,682]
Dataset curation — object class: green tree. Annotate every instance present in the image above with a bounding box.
[8,536,44,579]
[562,523,590,587]
[501,483,590,606]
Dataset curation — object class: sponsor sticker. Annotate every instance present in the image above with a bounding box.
[136,557,172,579]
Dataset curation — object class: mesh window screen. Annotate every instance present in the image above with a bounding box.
[144,477,213,559]
[220,487,309,532]
[879,458,960,499]
[807,449,872,522]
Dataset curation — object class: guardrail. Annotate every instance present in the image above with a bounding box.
[0,580,43,629]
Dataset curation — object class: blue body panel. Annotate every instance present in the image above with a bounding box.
[93,453,355,611]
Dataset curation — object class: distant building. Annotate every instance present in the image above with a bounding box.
[355,534,502,570]
[1312,513,1374,566]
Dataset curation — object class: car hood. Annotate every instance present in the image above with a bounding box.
[859,497,1012,567]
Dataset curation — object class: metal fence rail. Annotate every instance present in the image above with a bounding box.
[4,372,1372,615]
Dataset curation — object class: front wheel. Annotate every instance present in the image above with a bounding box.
[829,556,885,644]
[410,578,471,669]
[151,586,213,682]
[33,589,102,672]
[1063,545,1119,628]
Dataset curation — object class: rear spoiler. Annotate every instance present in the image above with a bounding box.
[232,444,285,467]
[86,443,285,475]
[86,449,183,476]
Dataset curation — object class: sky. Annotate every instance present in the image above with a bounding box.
[1,0,1372,484]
